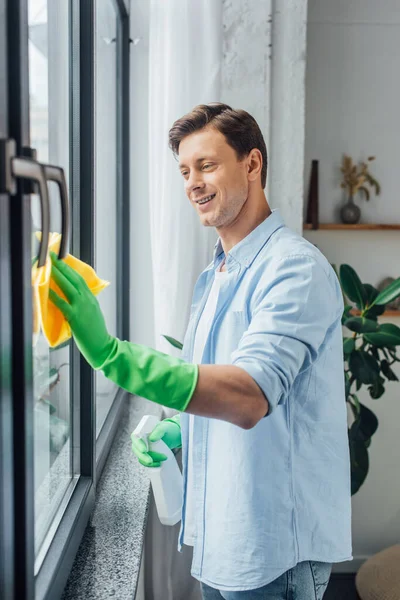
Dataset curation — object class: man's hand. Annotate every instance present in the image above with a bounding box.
[49,251,199,413]
[131,416,182,468]
[49,251,115,368]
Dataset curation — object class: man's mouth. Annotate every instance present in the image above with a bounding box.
[196,194,216,206]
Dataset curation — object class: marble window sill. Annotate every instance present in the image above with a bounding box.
[62,396,163,600]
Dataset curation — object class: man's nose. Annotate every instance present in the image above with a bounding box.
[186,174,205,195]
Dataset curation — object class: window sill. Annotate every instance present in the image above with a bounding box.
[61,395,164,600]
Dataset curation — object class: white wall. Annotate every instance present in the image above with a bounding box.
[221,0,271,137]
[305,0,400,225]
[304,0,400,569]
[221,0,308,234]
[269,0,308,234]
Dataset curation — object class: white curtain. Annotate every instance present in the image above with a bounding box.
[136,2,223,600]
[148,0,222,375]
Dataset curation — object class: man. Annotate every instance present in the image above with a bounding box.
[50,103,352,599]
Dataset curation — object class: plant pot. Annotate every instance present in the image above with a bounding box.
[340,195,361,224]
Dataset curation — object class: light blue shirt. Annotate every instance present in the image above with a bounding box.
[178,209,352,592]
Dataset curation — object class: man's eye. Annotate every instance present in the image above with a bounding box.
[202,164,212,170]
[181,171,188,177]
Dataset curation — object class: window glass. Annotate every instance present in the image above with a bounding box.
[94,0,118,435]
[28,0,73,558]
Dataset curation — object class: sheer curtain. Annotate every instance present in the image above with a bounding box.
[148,0,222,378]
[136,2,222,599]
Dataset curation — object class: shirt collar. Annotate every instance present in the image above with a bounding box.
[212,208,285,270]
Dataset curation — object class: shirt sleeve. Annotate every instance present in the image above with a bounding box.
[231,254,343,416]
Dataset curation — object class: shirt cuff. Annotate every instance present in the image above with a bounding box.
[232,358,285,416]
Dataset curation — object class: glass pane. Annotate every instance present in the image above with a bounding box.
[28,0,72,557]
[95,0,118,436]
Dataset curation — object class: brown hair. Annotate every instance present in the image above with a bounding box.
[168,103,268,189]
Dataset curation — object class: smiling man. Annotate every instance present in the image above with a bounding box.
[50,103,352,599]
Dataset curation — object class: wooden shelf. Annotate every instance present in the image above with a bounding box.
[301,225,400,317]
[350,309,400,317]
[303,223,400,230]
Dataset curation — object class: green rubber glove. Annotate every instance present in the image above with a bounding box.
[131,414,182,468]
[48,253,198,412]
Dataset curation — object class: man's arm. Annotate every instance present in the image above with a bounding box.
[186,365,269,430]
[49,255,268,425]
[49,252,337,430]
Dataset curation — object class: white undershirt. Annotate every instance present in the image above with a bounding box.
[183,263,228,545]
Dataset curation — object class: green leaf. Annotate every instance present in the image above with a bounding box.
[381,359,399,381]
[343,337,356,356]
[370,346,380,361]
[339,264,368,309]
[349,350,380,385]
[49,367,59,385]
[364,305,386,319]
[162,335,183,350]
[348,393,360,418]
[363,283,378,304]
[344,371,352,398]
[363,284,386,318]
[341,305,353,325]
[371,276,400,306]
[364,323,400,348]
[356,403,379,440]
[37,397,57,415]
[349,403,378,493]
[343,317,378,334]
[368,377,385,399]
[348,432,369,495]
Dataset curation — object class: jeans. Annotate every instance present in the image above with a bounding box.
[201,561,332,600]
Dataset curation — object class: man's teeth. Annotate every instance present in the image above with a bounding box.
[198,195,215,205]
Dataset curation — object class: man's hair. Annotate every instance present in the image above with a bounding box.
[168,103,268,189]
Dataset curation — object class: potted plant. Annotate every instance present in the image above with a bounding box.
[339,155,380,224]
[338,264,400,494]
[163,265,400,496]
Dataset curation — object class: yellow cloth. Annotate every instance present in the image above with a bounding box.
[32,232,109,348]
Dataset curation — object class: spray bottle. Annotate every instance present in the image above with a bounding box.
[132,414,183,526]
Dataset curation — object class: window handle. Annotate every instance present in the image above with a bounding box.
[42,165,70,259]
[0,140,71,265]
[1,138,50,267]
[11,159,50,268]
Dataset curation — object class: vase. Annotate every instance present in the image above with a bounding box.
[306,160,319,229]
[340,195,361,224]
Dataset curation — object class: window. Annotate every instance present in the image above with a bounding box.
[29,0,73,561]
[0,1,130,598]
[95,0,119,436]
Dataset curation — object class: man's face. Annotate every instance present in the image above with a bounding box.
[178,127,249,229]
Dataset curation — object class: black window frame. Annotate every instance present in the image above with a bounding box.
[0,3,15,598]
[0,0,131,598]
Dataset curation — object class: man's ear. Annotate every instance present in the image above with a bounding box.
[247,148,263,182]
